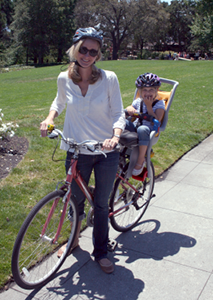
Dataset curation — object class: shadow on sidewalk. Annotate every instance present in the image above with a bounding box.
[25,219,196,300]
[26,248,144,300]
[114,219,197,262]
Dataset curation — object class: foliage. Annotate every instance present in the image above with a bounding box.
[75,0,136,60]
[9,0,76,65]
[1,0,213,65]
[0,108,19,139]
[74,0,169,60]
[133,0,169,53]
[190,0,213,52]
[11,0,56,64]
[165,0,196,52]
[190,14,213,51]
[0,0,14,65]
[0,0,213,64]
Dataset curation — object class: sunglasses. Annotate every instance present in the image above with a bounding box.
[79,46,99,57]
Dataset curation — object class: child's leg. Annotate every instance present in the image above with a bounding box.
[135,145,147,170]
[125,119,136,132]
[135,125,150,169]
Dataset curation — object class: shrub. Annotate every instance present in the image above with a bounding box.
[0,109,19,140]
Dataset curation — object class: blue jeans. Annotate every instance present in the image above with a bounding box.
[125,119,150,146]
[65,151,119,261]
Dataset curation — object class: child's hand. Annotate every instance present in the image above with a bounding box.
[126,106,137,116]
[143,96,154,108]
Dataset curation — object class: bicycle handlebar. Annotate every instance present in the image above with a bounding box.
[124,109,161,133]
[47,125,120,155]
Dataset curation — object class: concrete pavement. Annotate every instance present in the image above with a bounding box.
[1,134,213,300]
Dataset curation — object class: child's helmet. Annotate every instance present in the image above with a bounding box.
[135,73,161,88]
[73,27,103,47]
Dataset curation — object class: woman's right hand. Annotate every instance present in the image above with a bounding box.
[40,119,54,137]
[40,111,57,137]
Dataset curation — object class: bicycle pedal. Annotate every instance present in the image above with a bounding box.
[107,238,117,252]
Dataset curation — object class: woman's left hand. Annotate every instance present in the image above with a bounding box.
[102,136,119,150]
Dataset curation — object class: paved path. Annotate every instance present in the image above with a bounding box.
[1,134,213,300]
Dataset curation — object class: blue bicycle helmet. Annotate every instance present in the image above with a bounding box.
[135,73,161,88]
[73,27,103,47]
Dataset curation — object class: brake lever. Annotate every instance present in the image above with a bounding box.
[94,149,107,158]
[48,130,59,139]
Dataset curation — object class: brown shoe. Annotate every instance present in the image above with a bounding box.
[98,258,114,274]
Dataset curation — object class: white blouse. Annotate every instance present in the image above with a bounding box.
[50,69,126,154]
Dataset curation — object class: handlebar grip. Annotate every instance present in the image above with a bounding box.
[124,109,130,117]
[48,124,55,132]
[125,110,154,122]
[124,109,160,133]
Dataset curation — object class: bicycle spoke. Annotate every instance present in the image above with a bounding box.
[12,190,79,289]
[110,163,154,232]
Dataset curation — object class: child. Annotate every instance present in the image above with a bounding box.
[125,73,165,176]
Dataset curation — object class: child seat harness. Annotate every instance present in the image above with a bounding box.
[136,100,159,128]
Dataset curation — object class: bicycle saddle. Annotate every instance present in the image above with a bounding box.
[119,130,138,148]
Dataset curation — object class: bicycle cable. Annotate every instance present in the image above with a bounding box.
[51,137,66,162]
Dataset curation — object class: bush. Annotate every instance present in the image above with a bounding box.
[151,52,159,59]
[142,50,152,60]
[159,53,165,60]
[0,109,19,140]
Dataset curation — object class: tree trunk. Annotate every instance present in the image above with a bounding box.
[57,48,63,63]
[112,46,118,60]
[26,48,28,65]
[39,53,43,64]
[140,38,144,58]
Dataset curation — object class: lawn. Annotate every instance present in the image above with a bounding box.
[0,59,213,289]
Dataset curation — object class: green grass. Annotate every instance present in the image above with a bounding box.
[0,60,213,288]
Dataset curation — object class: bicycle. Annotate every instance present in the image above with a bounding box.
[11,115,159,290]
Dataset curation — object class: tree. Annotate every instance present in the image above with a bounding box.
[11,0,76,64]
[74,0,169,60]
[0,0,13,36]
[133,0,169,54]
[166,0,196,52]
[11,0,55,64]
[74,0,137,60]
[190,0,213,52]
[49,0,76,63]
[0,0,14,65]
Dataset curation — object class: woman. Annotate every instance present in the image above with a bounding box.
[40,27,125,273]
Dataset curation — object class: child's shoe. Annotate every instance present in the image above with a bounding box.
[132,162,145,176]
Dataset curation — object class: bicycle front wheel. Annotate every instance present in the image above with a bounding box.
[109,162,155,232]
[11,190,79,290]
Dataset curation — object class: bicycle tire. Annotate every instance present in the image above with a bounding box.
[109,161,155,232]
[11,190,79,290]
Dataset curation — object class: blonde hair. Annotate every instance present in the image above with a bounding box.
[67,39,102,84]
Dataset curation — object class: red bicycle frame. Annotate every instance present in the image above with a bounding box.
[40,156,148,242]
[40,157,94,244]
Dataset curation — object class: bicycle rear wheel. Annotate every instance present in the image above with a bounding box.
[109,161,154,232]
[11,190,79,290]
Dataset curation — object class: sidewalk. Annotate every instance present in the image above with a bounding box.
[1,134,213,300]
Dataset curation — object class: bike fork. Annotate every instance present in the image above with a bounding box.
[40,189,71,244]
